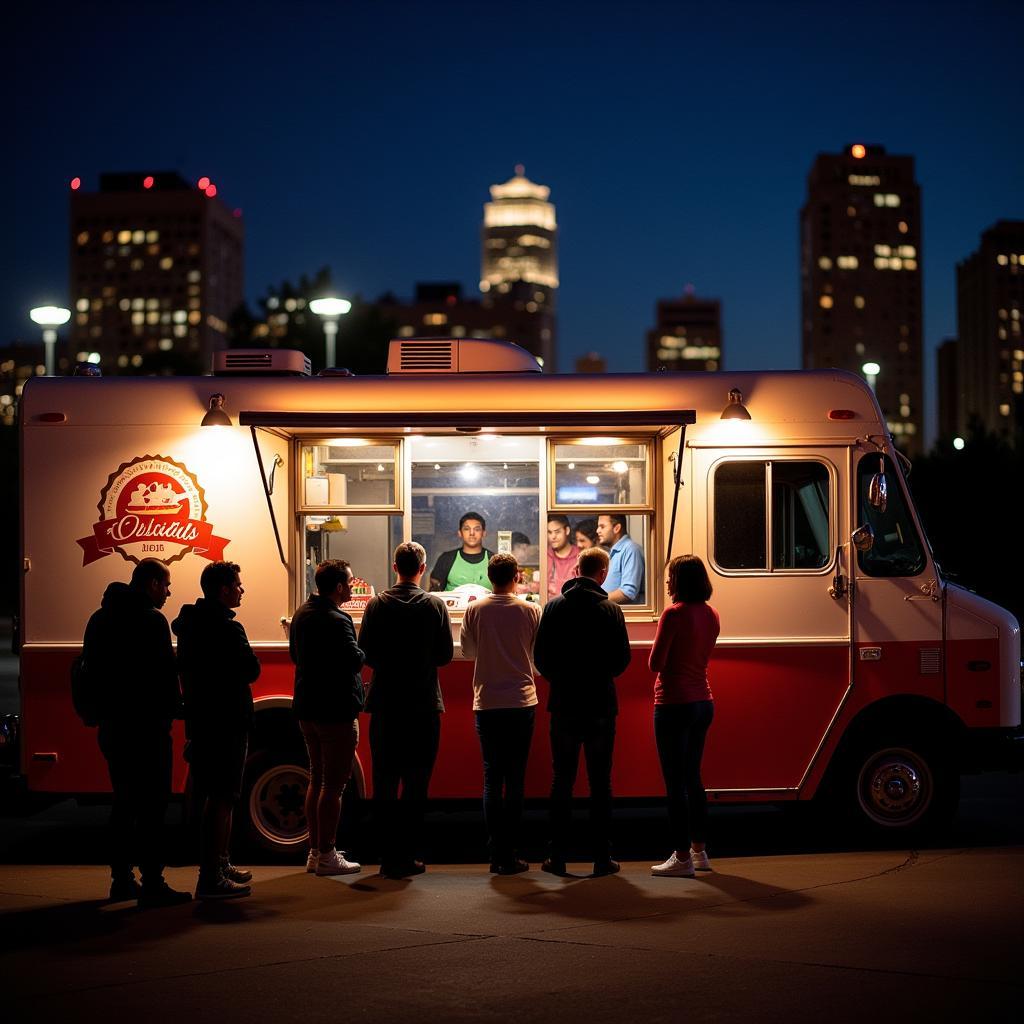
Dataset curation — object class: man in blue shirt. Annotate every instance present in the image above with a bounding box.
[596,514,645,604]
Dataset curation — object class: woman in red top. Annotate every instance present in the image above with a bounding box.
[647,555,720,878]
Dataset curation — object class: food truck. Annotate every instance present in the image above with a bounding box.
[12,337,1021,853]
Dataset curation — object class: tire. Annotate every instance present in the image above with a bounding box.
[242,747,310,856]
[846,736,959,835]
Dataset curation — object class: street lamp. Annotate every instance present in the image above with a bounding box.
[29,306,72,376]
[862,361,880,393]
[309,296,352,369]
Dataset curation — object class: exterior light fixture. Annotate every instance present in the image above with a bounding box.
[201,393,231,427]
[720,388,751,420]
[862,362,880,392]
[953,437,965,451]
[310,296,353,368]
[29,305,72,376]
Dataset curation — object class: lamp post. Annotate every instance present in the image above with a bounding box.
[862,361,880,393]
[309,296,352,369]
[29,306,72,376]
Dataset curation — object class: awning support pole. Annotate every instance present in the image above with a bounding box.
[665,423,688,565]
[250,426,287,567]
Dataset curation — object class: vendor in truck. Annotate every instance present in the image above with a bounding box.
[429,511,495,592]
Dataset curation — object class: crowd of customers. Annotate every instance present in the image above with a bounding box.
[77,525,719,903]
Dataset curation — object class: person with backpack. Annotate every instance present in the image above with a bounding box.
[79,558,191,907]
[173,560,262,900]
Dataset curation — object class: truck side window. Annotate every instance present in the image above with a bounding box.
[772,462,830,569]
[714,462,767,569]
[714,460,831,572]
[856,455,926,577]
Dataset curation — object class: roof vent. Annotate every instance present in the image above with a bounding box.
[213,349,311,376]
[387,338,541,375]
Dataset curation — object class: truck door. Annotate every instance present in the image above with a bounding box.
[692,449,851,791]
[851,452,943,697]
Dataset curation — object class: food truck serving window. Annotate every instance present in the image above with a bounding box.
[713,459,832,573]
[298,439,402,607]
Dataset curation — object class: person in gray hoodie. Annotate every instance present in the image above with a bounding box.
[358,541,453,878]
[533,546,632,877]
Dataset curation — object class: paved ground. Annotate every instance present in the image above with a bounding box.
[2,847,1021,1023]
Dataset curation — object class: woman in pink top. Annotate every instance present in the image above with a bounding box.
[647,555,719,878]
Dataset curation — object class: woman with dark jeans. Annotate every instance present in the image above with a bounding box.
[648,555,720,878]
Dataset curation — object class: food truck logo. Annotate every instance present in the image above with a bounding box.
[76,455,231,566]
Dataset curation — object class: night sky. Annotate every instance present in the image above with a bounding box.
[8,1,1023,443]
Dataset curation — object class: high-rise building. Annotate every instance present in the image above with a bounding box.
[936,338,960,442]
[69,171,244,375]
[646,290,722,372]
[955,220,1024,442]
[381,283,512,344]
[800,144,923,454]
[480,167,558,369]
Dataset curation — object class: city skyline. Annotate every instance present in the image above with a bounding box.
[8,1,1023,445]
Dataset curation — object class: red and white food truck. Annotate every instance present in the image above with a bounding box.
[11,338,1021,852]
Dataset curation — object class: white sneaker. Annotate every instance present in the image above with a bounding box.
[306,849,319,873]
[651,852,695,877]
[316,848,361,876]
[690,848,711,871]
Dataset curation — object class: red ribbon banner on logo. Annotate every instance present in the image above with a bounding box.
[76,518,230,566]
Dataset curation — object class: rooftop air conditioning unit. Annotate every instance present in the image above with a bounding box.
[386,337,542,375]
[213,349,311,376]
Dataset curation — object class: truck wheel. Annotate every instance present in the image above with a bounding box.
[849,737,958,834]
[242,747,310,856]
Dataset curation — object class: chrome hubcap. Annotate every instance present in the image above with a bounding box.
[858,748,932,826]
[248,763,309,846]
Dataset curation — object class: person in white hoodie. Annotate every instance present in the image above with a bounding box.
[459,553,541,875]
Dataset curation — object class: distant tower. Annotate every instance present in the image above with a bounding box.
[955,220,1024,443]
[646,288,722,372]
[800,145,923,454]
[69,171,243,375]
[481,166,558,369]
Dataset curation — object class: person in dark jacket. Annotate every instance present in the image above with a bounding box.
[533,546,632,877]
[173,560,261,900]
[358,541,453,878]
[81,558,191,907]
[290,559,366,877]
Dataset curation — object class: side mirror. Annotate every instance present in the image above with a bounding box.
[867,471,888,513]
[852,524,875,552]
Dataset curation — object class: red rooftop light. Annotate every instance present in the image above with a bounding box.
[143,175,154,189]
[198,176,210,190]
[70,177,81,190]
[205,184,217,198]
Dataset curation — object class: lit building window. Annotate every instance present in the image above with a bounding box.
[146,230,159,243]
[451,326,466,338]
[173,310,187,323]
[483,202,556,231]
[847,174,880,186]
[159,257,173,270]
[855,342,865,354]
[130,258,144,271]
[818,256,833,270]
[132,230,145,244]
[75,312,88,326]
[117,230,132,244]
[423,313,448,326]
[131,354,143,367]
[285,298,297,312]
[874,257,889,270]
[904,259,917,270]
[518,234,551,248]
[819,295,834,309]
[147,298,159,310]
[131,312,145,325]
[898,245,916,258]
[999,403,1010,416]
[102,230,114,243]
[898,221,909,234]
[398,325,415,337]
[117,355,129,367]
[854,296,865,309]
[77,231,89,245]
[874,244,892,256]
[837,255,858,269]
[76,298,89,312]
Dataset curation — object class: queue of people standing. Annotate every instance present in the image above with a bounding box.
[77,528,719,903]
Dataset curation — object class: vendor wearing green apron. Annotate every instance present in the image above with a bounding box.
[429,512,494,592]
